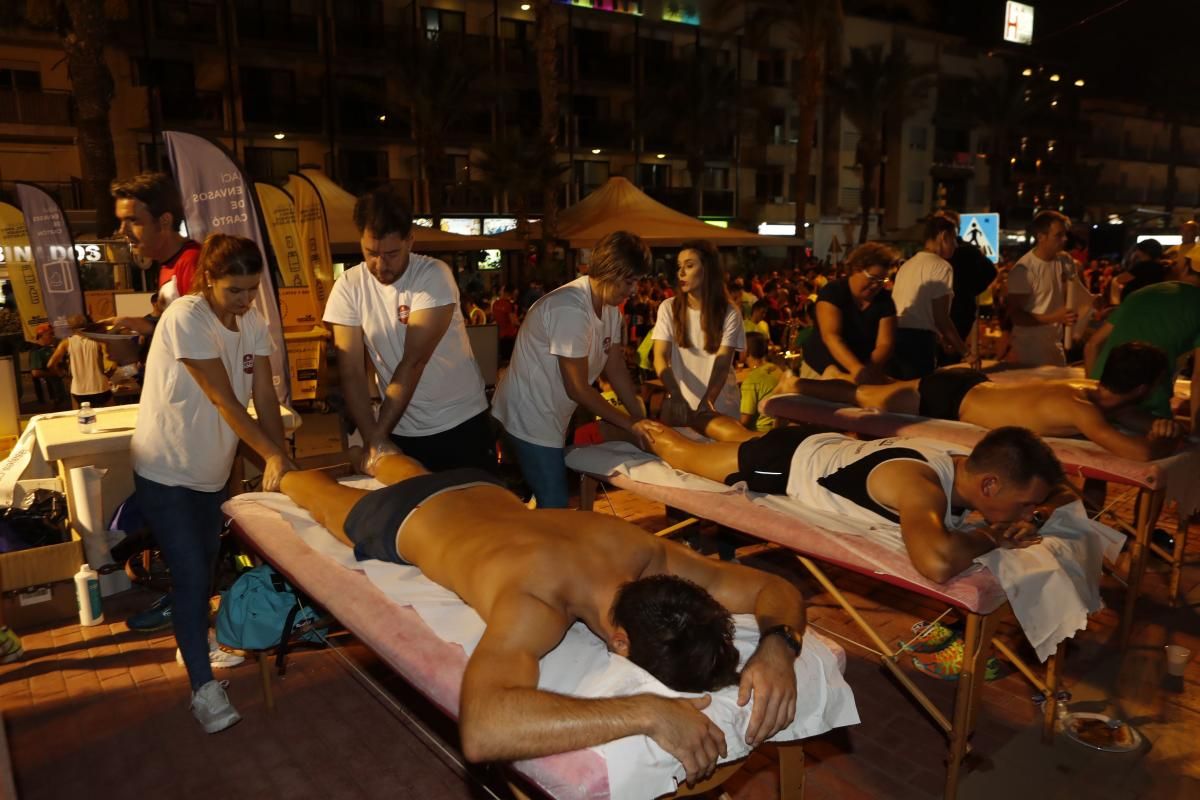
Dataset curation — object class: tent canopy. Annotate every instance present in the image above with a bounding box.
[295,169,525,252]
[518,176,801,248]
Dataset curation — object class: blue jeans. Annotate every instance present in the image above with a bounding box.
[134,473,226,691]
[505,434,569,509]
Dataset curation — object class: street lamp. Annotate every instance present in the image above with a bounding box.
[1049,74,1060,82]
[1021,68,1032,76]
[1074,79,1085,87]
[273,132,286,140]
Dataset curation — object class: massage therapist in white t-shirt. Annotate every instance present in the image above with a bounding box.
[492,231,657,508]
[652,239,745,427]
[131,234,293,734]
[324,187,492,473]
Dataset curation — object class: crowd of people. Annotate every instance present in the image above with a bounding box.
[8,169,1196,787]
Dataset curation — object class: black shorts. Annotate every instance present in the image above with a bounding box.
[725,426,818,495]
[343,467,505,564]
[916,368,990,421]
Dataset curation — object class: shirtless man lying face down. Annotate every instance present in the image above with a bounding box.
[777,341,1185,462]
[615,421,1066,584]
[277,452,806,785]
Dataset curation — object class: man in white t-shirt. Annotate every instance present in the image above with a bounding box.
[890,215,967,379]
[1005,210,1080,367]
[324,188,492,472]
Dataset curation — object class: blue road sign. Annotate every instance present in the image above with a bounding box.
[960,213,1000,263]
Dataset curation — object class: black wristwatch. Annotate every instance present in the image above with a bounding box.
[761,624,803,657]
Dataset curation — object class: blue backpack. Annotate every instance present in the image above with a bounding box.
[215,565,323,659]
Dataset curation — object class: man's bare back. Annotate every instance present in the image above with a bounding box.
[959,379,1104,437]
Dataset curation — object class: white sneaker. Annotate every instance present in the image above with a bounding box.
[176,630,246,670]
[190,679,241,733]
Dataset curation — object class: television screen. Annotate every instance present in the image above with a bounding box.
[441,218,481,236]
[483,218,518,235]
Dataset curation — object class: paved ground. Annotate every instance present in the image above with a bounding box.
[1,411,1198,799]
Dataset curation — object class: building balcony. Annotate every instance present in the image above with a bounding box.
[236,11,319,51]
[0,89,74,127]
[162,90,224,128]
[243,98,324,133]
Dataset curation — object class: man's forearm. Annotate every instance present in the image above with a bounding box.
[824,335,865,376]
[460,687,656,762]
[338,361,380,440]
[374,359,427,437]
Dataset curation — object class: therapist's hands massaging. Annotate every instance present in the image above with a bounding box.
[276,451,806,786]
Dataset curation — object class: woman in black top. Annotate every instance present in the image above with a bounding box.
[800,242,898,384]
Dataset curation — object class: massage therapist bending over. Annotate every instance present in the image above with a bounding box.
[275,453,806,786]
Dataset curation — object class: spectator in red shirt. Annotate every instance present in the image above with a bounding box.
[112,173,201,302]
[491,285,520,362]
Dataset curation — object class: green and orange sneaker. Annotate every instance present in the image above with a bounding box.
[903,620,960,654]
[909,637,1004,682]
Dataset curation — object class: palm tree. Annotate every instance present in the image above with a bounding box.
[968,68,1038,220]
[392,28,490,222]
[20,0,123,235]
[474,135,568,240]
[834,43,934,243]
[641,55,738,217]
[531,0,562,244]
[717,0,843,239]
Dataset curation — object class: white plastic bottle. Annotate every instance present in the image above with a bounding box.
[74,564,104,626]
[77,401,96,434]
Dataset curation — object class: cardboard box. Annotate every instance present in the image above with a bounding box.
[1,581,77,629]
[0,538,82,593]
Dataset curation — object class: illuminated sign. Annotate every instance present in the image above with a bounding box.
[758,223,795,236]
[662,3,699,25]
[0,243,103,264]
[441,218,482,236]
[1003,2,1034,45]
[702,219,729,228]
[483,217,518,235]
[561,1,643,18]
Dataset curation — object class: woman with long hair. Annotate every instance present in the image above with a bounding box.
[651,240,745,426]
[131,233,293,733]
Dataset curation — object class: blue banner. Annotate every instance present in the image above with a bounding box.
[14,183,85,339]
[163,131,290,405]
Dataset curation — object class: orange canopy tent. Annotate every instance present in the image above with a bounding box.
[298,169,525,252]
[514,176,801,248]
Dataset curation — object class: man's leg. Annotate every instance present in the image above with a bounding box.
[771,372,920,414]
[646,427,743,484]
[690,411,761,443]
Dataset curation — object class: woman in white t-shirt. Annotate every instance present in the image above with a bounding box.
[492,231,658,508]
[652,240,745,426]
[131,234,293,734]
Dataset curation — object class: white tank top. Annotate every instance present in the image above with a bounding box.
[66,334,109,396]
[786,433,968,529]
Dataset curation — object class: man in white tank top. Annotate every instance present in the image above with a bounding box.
[618,420,1065,583]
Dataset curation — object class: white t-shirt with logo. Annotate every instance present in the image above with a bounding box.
[492,276,621,448]
[1007,249,1075,365]
[892,251,954,332]
[651,301,745,417]
[323,254,487,437]
[132,295,273,491]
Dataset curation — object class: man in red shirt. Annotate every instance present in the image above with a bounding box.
[490,284,520,362]
[112,173,200,300]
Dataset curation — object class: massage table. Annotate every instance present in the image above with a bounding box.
[220,487,857,800]
[761,391,1200,648]
[572,457,1069,800]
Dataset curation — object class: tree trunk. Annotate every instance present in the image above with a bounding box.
[61,0,117,236]
[819,31,843,217]
[689,156,705,217]
[533,0,560,243]
[989,125,1009,221]
[858,144,879,244]
[793,49,822,245]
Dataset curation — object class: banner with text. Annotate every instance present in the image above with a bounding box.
[0,202,50,342]
[163,130,290,405]
[14,184,84,339]
[255,183,321,326]
[286,172,334,316]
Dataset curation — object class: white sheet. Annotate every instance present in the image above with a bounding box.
[238,485,859,800]
[566,442,1124,662]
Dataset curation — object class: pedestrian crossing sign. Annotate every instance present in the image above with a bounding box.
[959,213,1000,263]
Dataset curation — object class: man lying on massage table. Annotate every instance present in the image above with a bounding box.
[775,341,1187,462]
[610,420,1068,584]
[275,451,806,786]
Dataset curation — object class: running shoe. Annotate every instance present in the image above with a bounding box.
[0,626,23,664]
[127,595,173,632]
[190,679,241,734]
[176,629,246,670]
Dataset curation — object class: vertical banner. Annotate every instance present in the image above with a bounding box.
[163,130,290,405]
[0,202,49,342]
[286,172,334,315]
[14,184,85,339]
[255,183,320,327]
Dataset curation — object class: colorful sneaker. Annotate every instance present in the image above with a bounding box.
[127,595,173,632]
[190,679,241,734]
[176,630,246,670]
[0,626,23,664]
[903,620,960,654]
[909,638,1004,682]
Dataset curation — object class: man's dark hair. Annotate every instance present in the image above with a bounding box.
[1133,239,1163,261]
[111,172,186,232]
[751,297,771,316]
[353,187,414,239]
[966,426,1064,487]
[610,574,740,692]
[1099,341,1168,396]
[924,214,957,244]
[745,331,768,360]
[590,230,651,282]
[1030,210,1069,238]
